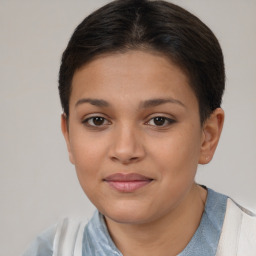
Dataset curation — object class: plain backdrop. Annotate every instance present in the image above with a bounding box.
[1,0,255,255]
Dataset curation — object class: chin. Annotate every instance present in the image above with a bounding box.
[106,212,151,225]
[99,201,157,225]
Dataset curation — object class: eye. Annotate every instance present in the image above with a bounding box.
[83,116,110,127]
[147,116,175,127]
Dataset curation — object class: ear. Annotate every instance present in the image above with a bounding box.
[199,108,224,164]
[61,113,75,164]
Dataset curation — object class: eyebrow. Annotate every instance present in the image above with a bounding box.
[75,97,185,108]
[140,98,186,109]
[75,98,110,107]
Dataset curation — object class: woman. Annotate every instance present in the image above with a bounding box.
[23,0,256,255]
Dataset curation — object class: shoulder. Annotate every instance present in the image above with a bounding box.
[216,197,256,256]
[22,217,88,256]
[226,198,256,234]
[22,224,57,256]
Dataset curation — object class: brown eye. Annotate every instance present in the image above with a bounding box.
[83,116,109,127]
[153,117,166,126]
[147,116,175,127]
[91,117,105,126]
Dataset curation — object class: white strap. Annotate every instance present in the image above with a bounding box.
[237,209,256,255]
[216,198,256,256]
[53,218,87,256]
[74,221,87,256]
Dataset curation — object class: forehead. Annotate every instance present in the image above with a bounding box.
[70,50,197,108]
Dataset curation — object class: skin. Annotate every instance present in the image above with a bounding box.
[62,50,224,256]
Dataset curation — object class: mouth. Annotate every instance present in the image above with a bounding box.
[103,173,153,193]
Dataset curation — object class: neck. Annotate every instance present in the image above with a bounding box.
[105,184,207,256]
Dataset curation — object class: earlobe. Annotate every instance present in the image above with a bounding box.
[199,108,224,164]
[61,113,75,164]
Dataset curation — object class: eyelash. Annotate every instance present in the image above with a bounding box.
[146,116,176,127]
[82,115,175,128]
[82,116,111,127]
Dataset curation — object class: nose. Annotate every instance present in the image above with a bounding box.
[109,124,145,164]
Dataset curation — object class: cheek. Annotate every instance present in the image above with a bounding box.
[69,133,108,184]
[70,138,105,203]
[70,128,106,162]
[149,127,202,178]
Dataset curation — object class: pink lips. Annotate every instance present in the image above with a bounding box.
[103,173,153,193]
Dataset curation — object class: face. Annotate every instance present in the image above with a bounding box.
[62,50,207,225]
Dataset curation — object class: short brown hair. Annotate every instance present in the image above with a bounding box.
[59,0,225,123]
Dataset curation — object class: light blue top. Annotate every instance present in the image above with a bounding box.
[22,187,227,256]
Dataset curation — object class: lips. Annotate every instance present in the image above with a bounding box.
[103,173,153,193]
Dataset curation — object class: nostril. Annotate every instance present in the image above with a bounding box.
[110,156,139,164]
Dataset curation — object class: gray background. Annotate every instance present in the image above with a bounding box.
[1,1,255,255]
